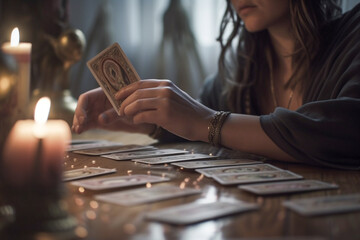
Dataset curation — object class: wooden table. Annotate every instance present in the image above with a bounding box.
[61,139,360,240]
[1,131,359,240]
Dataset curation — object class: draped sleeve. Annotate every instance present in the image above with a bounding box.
[260,4,360,169]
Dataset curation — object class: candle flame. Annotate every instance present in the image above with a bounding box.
[34,97,51,124]
[10,27,20,47]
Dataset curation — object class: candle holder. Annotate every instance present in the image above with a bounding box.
[0,185,77,235]
[0,161,78,238]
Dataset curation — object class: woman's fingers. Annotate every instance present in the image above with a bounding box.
[72,92,89,133]
[98,108,120,125]
[115,79,173,100]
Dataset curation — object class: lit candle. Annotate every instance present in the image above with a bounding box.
[1,27,32,117]
[2,97,70,187]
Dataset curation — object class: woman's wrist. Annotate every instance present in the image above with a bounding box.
[207,111,231,147]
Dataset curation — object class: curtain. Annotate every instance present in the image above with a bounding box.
[68,0,226,98]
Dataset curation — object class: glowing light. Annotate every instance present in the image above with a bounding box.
[92,160,96,164]
[75,226,88,238]
[34,97,50,124]
[74,197,84,207]
[179,182,186,189]
[127,170,132,175]
[78,187,85,193]
[86,210,97,220]
[10,28,19,46]
[197,174,204,182]
[146,182,152,188]
[90,200,99,209]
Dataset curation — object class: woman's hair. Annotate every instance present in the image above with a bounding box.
[217,0,342,113]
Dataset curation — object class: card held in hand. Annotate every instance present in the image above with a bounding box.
[87,42,140,115]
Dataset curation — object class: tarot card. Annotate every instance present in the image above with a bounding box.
[196,164,282,178]
[68,139,101,145]
[213,170,303,185]
[67,141,122,152]
[133,153,217,165]
[171,159,261,169]
[95,185,202,206]
[74,144,155,156]
[63,167,116,182]
[239,180,338,195]
[87,42,140,114]
[102,149,189,161]
[283,194,360,216]
[71,174,170,190]
[145,201,259,225]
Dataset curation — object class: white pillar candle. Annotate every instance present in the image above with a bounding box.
[2,97,70,187]
[1,27,32,117]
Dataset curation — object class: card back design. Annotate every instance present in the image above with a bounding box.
[239,180,338,195]
[87,43,140,114]
[283,194,360,216]
[146,201,259,225]
[95,185,202,206]
[71,174,170,190]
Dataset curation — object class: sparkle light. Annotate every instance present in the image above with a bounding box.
[74,226,88,238]
[90,200,99,209]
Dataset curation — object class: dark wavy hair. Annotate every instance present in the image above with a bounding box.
[217,0,342,113]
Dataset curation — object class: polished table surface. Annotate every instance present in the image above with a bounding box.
[60,132,360,240]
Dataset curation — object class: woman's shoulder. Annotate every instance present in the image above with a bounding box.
[324,3,360,38]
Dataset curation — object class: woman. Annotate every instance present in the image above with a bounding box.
[72,0,360,169]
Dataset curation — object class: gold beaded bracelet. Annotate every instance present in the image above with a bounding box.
[207,111,231,147]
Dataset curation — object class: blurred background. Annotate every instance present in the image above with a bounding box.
[68,0,225,99]
[67,0,360,99]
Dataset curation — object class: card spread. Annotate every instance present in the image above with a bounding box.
[213,170,303,185]
[63,167,116,182]
[95,185,202,206]
[102,149,189,161]
[71,174,170,190]
[196,164,282,178]
[146,201,259,225]
[283,194,360,216]
[171,159,261,169]
[239,180,338,195]
[87,42,140,115]
[133,153,216,165]
[74,144,155,156]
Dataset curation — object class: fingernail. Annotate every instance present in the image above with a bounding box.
[78,116,85,125]
[100,113,108,124]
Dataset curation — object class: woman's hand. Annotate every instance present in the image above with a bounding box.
[115,79,216,141]
[72,87,154,135]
